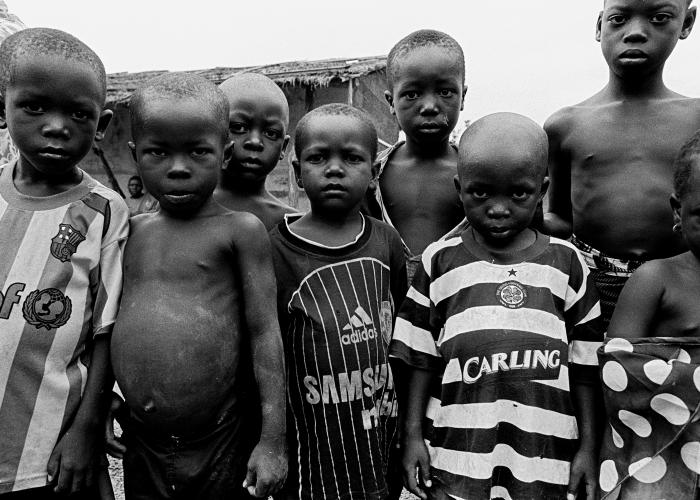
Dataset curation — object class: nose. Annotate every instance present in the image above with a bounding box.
[324,157,345,177]
[419,93,439,116]
[487,200,510,218]
[623,17,648,43]
[41,113,70,139]
[244,130,263,151]
[167,155,191,179]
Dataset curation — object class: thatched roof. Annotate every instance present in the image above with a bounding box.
[106,55,387,105]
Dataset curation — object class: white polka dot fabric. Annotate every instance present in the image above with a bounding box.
[599,338,700,498]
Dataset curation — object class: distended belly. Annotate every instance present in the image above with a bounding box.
[111,296,241,431]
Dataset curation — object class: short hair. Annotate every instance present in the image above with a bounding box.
[0,28,106,102]
[219,72,289,127]
[129,72,229,142]
[128,175,142,183]
[386,29,465,89]
[294,103,378,160]
[673,130,700,198]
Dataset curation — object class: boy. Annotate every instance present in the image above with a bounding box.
[369,29,466,282]
[391,113,604,500]
[109,73,286,499]
[0,28,128,497]
[544,0,700,326]
[270,103,407,499]
[214,72,296,230]
[125,175,157,216]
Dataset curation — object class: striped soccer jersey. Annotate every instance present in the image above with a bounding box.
[0,162,128,493]
[390,229,604,500]
[270,214,407,500]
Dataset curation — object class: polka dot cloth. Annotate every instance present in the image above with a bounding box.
[599,337,700,499]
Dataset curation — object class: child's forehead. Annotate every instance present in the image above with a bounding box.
[604,0,687,11]
[227,91,289,123]
[139,98,225,133]
[304,115,374,148]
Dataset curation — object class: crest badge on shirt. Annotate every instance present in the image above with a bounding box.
[50,223,85,262]
[379,300,393,343]
[496,280,528,309]
[22,287,72,330]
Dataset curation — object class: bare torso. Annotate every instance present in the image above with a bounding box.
[214,186,296,231]
[111,208,247,434]
[379,144,463,254]
[548,94,700,259]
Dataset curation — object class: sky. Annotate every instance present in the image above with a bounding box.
[7,0,700,124]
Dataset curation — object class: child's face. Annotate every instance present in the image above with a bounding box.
[128,178,143,197]
[129,98,230,216]
[224,90,289,183]
[385,46,465,146]
[457,146,546,247]
[0,55,111,177]
[295,115,375,217]
[674,160,700,256]
[597,0,696,78]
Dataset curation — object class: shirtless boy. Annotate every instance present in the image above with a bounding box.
[370,29,466,282]
[214,73,295,230]
[544,0,700,325]
[109,73,286,499]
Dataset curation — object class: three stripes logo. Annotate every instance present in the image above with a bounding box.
[341,306,377,345]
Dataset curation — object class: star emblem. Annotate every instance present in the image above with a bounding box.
[508,269,517,277]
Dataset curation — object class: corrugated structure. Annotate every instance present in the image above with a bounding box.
[89,55,399,206]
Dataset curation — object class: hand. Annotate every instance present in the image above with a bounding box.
[567,446,597,500]
[402,436,432,500]
[105,392,127,459]
[47,420,99,495]
[243,436,287,498]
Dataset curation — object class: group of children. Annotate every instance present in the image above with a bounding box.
[2,0,700,499]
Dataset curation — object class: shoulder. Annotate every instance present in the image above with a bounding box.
[221,210,269,241]
[629,257,674,287]
[545,237,588,272]
[544,106,579,138]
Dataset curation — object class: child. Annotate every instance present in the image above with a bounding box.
[369,29,466,282]
[214,72,295,230]
[391,113,605,500]
[597,131,700,498]
[108,73,286,499]
[609,130,700,339]
[0,28,128,497]
[269,103,407,499]
[125,175,157,216]
[544,0,700,326]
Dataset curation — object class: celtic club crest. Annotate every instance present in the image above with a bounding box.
[50,224,85,262]
[496,281,528,309]
[22,288,72,330]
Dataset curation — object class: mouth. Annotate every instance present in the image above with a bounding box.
[417,121,446,133]
[162,192,196,204]
[239,157,263,168]
[38,147,70,160]
[619,49,648,62]
[322,184,347,194]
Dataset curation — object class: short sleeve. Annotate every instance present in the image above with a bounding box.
[389,248,443,371]
[92,196,129,337]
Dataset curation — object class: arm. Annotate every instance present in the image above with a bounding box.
[236,215,287,498]
[543,112,573,238]
[49,336,111,495]
[607,263,663,339]
[567,379,600,500]
[399,366,434,500]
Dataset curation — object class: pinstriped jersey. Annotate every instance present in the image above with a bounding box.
[270,214,407,500]
[390,229,604,500]
[0,162,128,493]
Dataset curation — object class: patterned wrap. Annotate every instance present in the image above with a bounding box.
[598,337,700,499]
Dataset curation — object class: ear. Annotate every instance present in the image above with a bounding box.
[280,134,290,160]
[0,97,6,129]
[453,174,461,195]
[292,159,303,188]
[596,11,603,42]
[539,176,550,200]
[460,84,468,112]
[671,192,682,228]
[223,140,234,165]
[128,141,137,163]
[94,109,113,142]
[368,160,379,191]
[680,6,696,39]
[384,90,396,116]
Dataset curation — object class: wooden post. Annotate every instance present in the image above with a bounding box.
[347,78,354,105]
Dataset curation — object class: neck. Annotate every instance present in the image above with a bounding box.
[606,67,669,99]
[403,135,452,159]
[220,172,267,197]
[14,157,82,196]
[306,209,362,230]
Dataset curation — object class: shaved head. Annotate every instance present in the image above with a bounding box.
[219,73,289,127]
[458,112,548,179]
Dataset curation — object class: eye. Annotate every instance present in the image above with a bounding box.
[608,14,626,25]
[439,89,455,98]
[72,110,89,121]
[471,190,489,199]
[304,153,325,164]
[402,91,419,100]
[229,122,248,134]
[23,103,44,114]
[191,148,211,157]
[263,129,282,140]
[346,153,366,163]
[650,12,672,24]
[512,190,529,201]
[147,149,167,158]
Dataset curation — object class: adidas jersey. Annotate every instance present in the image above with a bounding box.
[0,162,129,493]
[390,229,604,500]
[270,214,407,500]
